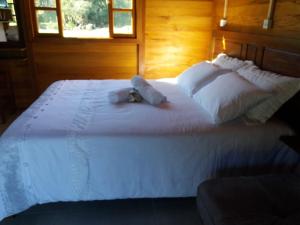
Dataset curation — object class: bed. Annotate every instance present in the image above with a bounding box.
[0,31,300,220]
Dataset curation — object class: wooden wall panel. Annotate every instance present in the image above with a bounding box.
[144,0,213,78]
[23,0,142,94]
[10,59,36,108]
[32,41,138,92]
[262,48,300,77]
[213,39,243,58]
[214,0,300,40]
[272,1,300,38]
[0,59,36,109]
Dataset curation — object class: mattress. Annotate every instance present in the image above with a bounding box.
[0,79,299,221]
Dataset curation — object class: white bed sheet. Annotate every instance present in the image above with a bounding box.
[0,79,299,221]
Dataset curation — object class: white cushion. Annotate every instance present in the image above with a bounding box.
[193,72,271,124]
[237,65,300,123]
[177,62,231,97]
[212,53,253,71]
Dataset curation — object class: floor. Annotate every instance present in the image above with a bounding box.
[0,113,203,225]
[0,111,21,134]
[0,198,203,225]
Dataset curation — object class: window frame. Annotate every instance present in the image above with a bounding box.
[7,0,17,25]
[31,0,136,39]
[0,0,25,48]
[110,0,136,38]
[32,0,63,37]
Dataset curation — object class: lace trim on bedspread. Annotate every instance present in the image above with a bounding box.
[66,80,100,198]
[0,81,64,220]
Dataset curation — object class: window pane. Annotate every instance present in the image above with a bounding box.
[5,1,19,41]
[61,0,109,38]
[113,0,132,9]
[6,21,19,41]
[7,1,17,25]
[9,15,17,26]
[113,11,133,34]
[9,3,16,15]
[0,0,8,7]
[35,0,56,7]
[37,10,59,33]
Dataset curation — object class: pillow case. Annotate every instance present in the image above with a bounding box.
[193,72,271,124]
[237,65,300,123]
[212,53,253,71]
[177,62,231,97]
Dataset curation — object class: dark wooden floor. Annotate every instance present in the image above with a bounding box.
[0,111,21,134]
[0,198,203,225]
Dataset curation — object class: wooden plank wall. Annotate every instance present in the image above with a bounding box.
[144,0,213,79]
[9,59,37,108]
[27,0,214,93]
[24,0,141,94]
[214,0,300,40]
[32,40,138,92]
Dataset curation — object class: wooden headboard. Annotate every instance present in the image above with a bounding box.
[212,30,300,78]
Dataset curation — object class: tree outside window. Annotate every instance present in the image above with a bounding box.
[33,0,135,38]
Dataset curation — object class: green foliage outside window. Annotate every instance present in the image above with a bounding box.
[113,0,132,9]
[36,0,134,37]
[62,0,109,29]
[35,0,56,8]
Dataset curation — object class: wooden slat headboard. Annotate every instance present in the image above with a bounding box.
[212,31,300,78]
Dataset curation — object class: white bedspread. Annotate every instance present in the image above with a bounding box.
[0,79,299,221]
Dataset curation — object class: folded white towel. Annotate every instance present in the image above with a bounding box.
[131,75,167,105]
[108,88,132,104]
[131,75,150,88]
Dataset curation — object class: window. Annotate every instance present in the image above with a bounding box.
[7,0,17,27]
[112,0,134,35]
[34,0,60,34]
[61,0,109,38]
[0,0,22,44]
[32,0,135,38]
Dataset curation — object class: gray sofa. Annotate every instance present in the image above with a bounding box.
[197,174,300,225]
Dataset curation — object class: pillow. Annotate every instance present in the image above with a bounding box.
[193,72,271,124]
[237,65,300,123]
[212,53,253,71]
[177,62,231,97]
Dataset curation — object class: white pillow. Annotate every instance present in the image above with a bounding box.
[177,62,231,97]
[193,72,271,124]
[212,53,253,71]
[237,65,300,123]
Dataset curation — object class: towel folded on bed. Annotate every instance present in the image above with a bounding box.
[131,75,167,105]
[108,88,143,104]
[108,87,132,104]
[108,76,167,105]
[128,89,143,103]
[131,75,150,88]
